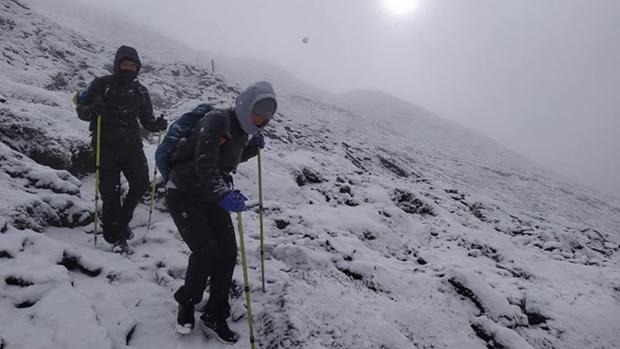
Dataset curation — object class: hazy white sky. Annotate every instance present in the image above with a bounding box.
[77,0,620,197]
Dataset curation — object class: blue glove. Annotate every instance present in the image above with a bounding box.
[248,133,265,150]
[219,190,248,212]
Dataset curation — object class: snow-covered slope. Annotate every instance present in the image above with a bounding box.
[24,0,330,101]
[1,1,619,349]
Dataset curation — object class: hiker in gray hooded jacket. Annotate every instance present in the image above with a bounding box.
[166,81,277,342]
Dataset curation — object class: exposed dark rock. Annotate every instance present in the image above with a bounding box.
[392,189,435,216]
[363,231,376,240]
[344,199,359,207]
[12,197,91,232]
[105,272,119,283]
[9,0,31,10]
[378,210,391,218]
[469,202,488,222]
[338,267,363,281]
[339,185,351,194]
[140,63,155,73]
[0,109,92,173]
[58,251,102,277]
[378,155,409,177]
[44,71,69,91]
[447,278,483,314]
[125,324,137,346]
[165,266,186,280]
[0,15,16,31]
[462,240,503,263]
[274,219,290,230]
[0,250,13,259]
[321,239,337,253]
[519,299,550,326]
[12,200,59,232]
[103,63,113,73]
[29,148,70,171]
[15,300,36,309]
[470,321,500,349]
[342,142,368,171]
[295,167,325,186]
[257,308,304,349]
[581,228,615,257]
[20,237,34,251]
[5,276,33,287]
[495,264,532,280]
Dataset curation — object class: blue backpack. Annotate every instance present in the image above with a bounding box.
[155,104,214,182]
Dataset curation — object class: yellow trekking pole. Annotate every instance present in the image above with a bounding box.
[144,130,162,243]
[73,92,102,247]
[93,114,102,247]
[236,212,256,349]
[257,149,266,292]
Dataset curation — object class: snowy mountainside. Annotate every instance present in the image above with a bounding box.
[25,0,330,101]
[1,1,619,349]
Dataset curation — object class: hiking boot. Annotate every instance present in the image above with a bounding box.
[111,240,133,255]
[175,303,195,335]
[199,313,239,344]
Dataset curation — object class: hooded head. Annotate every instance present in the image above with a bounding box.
[234,81,277,135]
[113,45,141,83]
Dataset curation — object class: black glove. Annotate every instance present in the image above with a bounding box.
[90,97,106,115]
[154,116,168,131]
[248,132,265,150]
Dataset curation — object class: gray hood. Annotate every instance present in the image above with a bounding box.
[234,81,277,135]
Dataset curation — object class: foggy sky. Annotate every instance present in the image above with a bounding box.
[75,0,620,198]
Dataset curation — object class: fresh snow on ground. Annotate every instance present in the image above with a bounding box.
[1,0,619,348]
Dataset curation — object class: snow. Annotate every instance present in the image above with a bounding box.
[0,0,619,348]
[447,270,528,328]
[471,316,534,349]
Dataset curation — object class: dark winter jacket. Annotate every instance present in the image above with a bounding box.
[76,45,159,148]
[168,109,260,203]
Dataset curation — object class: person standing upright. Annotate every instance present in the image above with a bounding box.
[76,45,167,253]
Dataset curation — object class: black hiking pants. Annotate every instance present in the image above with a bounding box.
[99,146,149,244]
[166,188,237,321]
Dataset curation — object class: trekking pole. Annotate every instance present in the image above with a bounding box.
[144,130,163,243]
[236,212,257,349]
[93,114,102,247]
[257,149,266,292]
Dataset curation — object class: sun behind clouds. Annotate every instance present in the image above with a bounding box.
[382,0,420,15]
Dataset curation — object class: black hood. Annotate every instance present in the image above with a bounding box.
[113,45,141,75]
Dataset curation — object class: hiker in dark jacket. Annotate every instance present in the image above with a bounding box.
[167,81,276,343]
[76,45,167,253]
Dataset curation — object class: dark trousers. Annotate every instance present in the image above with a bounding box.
[99,146,149,244]
[166,189,237,321]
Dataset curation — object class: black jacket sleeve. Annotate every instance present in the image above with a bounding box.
[76,77,108,122]
[136,84,158,132]
[240,141,259,162]
[193,112,231,202]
